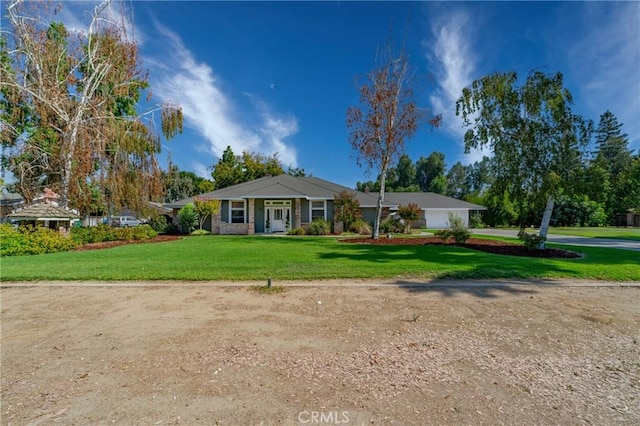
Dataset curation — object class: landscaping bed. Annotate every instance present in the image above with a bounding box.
[74,235,182,251]
[341,237,582,258]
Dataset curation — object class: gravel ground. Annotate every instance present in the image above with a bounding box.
[1,282,638,425]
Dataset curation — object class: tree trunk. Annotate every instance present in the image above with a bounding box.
[538,195,555,249]
[372,169,387,240]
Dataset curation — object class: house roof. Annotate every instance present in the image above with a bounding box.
[7,204,80,220]
[164,174,485,211]
[382,192,486,210]
[165,174,388,208]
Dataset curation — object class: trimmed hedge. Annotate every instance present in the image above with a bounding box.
[1,224,159,257]
[70,224,157,245]
[0,224,78,257]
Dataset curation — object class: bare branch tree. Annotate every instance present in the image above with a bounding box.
[1,0,183,215]
[347,44,440,239]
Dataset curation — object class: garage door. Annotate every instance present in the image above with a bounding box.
[425,210,468,229]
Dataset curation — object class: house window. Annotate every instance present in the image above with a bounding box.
[310,200,326,221]
[230,200,245,223]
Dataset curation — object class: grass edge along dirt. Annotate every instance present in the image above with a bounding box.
[0,235,638,282]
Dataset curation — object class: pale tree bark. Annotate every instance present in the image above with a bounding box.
[537,195,555,249]
[373,162,388,239]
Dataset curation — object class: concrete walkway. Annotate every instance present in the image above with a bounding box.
[471,229,640,252]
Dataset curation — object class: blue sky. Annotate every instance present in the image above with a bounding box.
[35,1,640,187]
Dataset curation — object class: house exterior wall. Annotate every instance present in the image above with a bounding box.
[425,209,469,228]
[220,223,249,234]
[360,207,392,226]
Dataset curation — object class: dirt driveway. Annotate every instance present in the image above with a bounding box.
[1,281,639,425]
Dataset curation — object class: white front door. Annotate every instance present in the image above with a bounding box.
[265,200,292,233]
[272,208,285,232]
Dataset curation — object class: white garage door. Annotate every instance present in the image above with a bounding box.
[425,210,468,229]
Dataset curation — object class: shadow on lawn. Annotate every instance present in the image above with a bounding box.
[316,242,636,297]
[319,242,586,276]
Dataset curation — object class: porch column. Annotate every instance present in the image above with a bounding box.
[211,210,221,234]
[248,198,255,235]
[295,198,301,228]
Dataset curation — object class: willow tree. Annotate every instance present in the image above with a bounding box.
[347,46,440,239]
[0,0,182,215]
[456,71,592,247]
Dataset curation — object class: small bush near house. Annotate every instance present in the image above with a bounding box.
[469,214,485,229]
[149,215,169,233]
[434,213,471,244]
[517,229,547,251]
[349,218,372,235]
[163,223,181,235]
[380,217,404,234]
[287,227,306,235]
[1,224,78,256]
[307,219,331,235]
[397,203,421,233]
[191,229,210,236]
[178,204,198,234]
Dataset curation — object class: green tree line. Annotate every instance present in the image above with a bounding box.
[363,110,638,227]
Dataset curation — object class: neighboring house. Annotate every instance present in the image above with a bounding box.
[166,175,485,234]
[1,187,60,223]
[1,192,25,222]
[7,203,80,231]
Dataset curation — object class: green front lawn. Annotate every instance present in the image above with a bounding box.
[1,235,638,281]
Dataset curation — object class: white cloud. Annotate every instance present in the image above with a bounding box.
[250,97,298,167]
[54,1,145,44]
[145,21,299,166]
[426,9,489,163]
[190,161,210,180]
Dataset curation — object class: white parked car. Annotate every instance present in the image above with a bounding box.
[111,216,142,227]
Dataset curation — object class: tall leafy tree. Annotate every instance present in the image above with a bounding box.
[210,146,289,189]
[591,111,634,219]
[211,146,243,189]
[347,44,440,238]
[163,164,215,203]
[415,152,446,192]
[594,110,631,176]
[395,154,416,189]
[445,161,470,199]
[1,0,183,214]
[456,71,592,246]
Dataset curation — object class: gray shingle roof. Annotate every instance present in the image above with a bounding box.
[164,174,485,210]
[165,175,390,208]
[8,204,80,220]
[382,192,486,210]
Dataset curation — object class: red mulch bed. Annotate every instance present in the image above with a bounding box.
[340,237,582,258]
[74,235,182,251]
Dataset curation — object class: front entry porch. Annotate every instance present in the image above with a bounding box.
[264,200,291,233]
